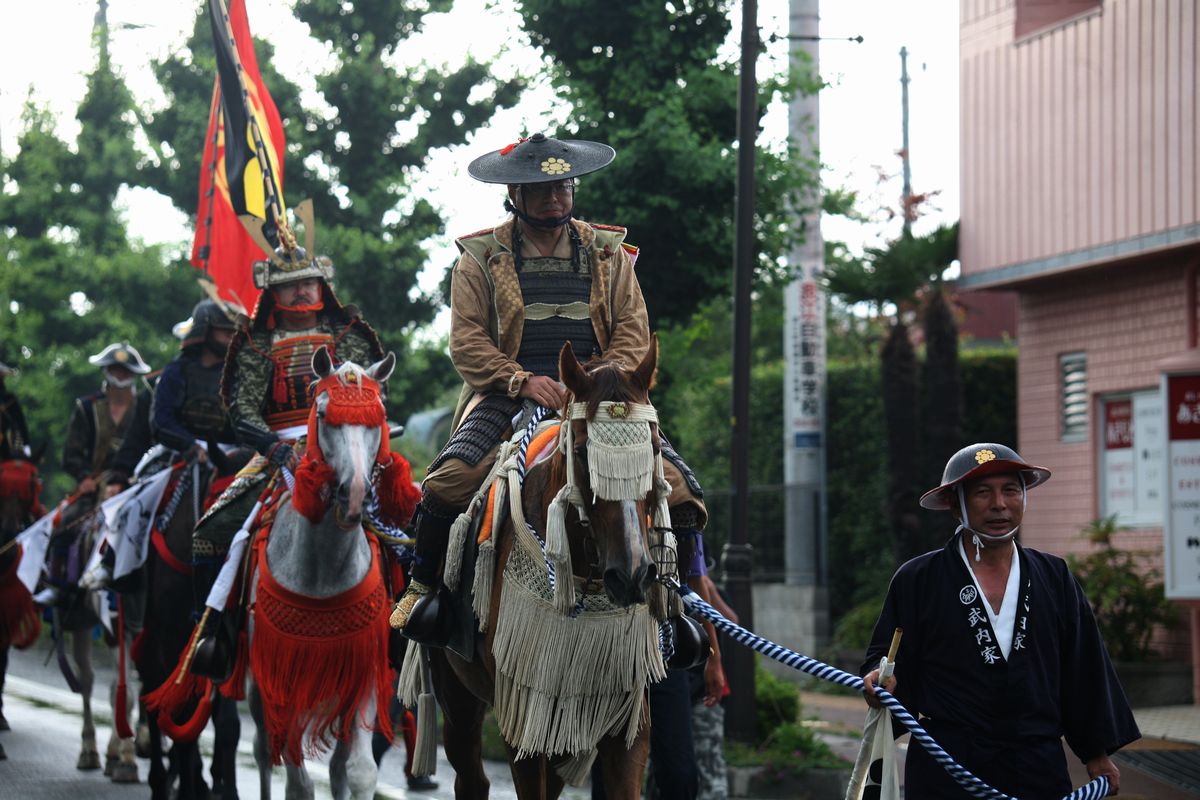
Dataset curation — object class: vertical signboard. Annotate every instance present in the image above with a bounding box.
[1164,373,1200,598]
[1102,399,1135,518]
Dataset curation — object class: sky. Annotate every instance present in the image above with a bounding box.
[0,0,961,299]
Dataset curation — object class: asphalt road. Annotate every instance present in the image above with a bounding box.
[0,637,593,799]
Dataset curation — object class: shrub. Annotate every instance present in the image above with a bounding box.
[1067,515,1178,662]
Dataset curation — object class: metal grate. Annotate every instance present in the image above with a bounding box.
[1114,749,1200,794]
[1060,352,1088,441]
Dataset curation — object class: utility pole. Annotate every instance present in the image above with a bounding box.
[777,0,830,660]
[900,45,913,233]
[725,0,758,745]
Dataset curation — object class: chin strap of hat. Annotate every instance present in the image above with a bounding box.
[504,198,571,230]
[956,474,1026,562]
[506,200,582,274]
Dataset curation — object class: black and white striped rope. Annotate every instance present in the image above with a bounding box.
[516,405,553,486]
[154,460,195,532]
[514,404,577,605]
[675,586,1110,800]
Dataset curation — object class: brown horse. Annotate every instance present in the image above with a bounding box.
[428,338,669,799]
[136,447,252,800]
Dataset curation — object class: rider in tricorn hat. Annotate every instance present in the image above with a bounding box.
[34,342,150,605]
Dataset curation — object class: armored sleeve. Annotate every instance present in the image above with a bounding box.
[333,325,380,369]
[62,398,95,481]
[448,252,524,395]
[150,359,197,452]
[602,246,651,369]
[227,344,279,456]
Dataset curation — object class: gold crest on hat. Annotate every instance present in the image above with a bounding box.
[975,448,996,464]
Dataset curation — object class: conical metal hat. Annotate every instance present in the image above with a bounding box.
[467,133,615,185]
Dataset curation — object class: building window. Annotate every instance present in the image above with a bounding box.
[1060,353,1088,441]
[1099,391,1164,527]
[1015,0,1101,40]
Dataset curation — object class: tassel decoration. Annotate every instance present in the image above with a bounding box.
[218,629,249,701]
[472,538,497,631]
[544,484,571,565]
[291,458,335,523]
[412,691,438,777]
[397,641,422,708]
[376,452,420,527]
[443,493,482,592]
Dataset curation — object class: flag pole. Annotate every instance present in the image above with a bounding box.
[845,627,904,800]
[209,0,294,253]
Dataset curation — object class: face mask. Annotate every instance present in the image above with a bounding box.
[105,370,136,389]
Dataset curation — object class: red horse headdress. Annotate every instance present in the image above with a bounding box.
[292,364,419,526]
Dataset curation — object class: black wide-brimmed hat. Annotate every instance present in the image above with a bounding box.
[467,133,615,185]
[919,443,1051,510]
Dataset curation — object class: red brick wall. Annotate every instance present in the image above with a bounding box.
[1016,252,1198,657]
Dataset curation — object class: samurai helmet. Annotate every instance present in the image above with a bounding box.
[920,443,1051,511]
[180,299,239,347]
[239,199,335,290]
[88,342,151,375]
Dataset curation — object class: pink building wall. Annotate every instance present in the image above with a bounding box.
[1016,252,1195,657]
[959,0,1200,661]
[961,0,1199,284]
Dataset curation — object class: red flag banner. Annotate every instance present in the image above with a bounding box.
[190,0,287,312]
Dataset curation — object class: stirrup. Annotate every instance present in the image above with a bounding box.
[389,581,432,630]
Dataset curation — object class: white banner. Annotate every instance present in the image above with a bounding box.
[111,466,175,580]
[846,706,900,800]
[81,466,176,581]
[14,506,58,593]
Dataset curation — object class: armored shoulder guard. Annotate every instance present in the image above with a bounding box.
[589,223,628,249]
[455,227,499,271]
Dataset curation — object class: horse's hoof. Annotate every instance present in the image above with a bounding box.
[110,761,139,783]
[77,750,102,770]
[104,754,116,776]
[0,741,6,760]
[407,775,439,790]
[0,710,9,731]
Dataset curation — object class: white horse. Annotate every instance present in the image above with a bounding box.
[247,347,400,800]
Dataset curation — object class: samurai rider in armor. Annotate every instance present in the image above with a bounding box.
[34,342,151,606]
[0,359,30,462]
[83,299,245,592]
[391,134,721,679]
[193,203,384,570]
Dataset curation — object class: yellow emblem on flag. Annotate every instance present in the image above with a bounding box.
[975,449,996,464]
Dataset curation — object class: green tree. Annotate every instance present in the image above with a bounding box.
[71,12,141,253]
[518,0,819,328]
[824,224,959,563]
[0,24,198,498]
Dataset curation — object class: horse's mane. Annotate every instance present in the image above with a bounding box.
[579,356,646,419]
[543,356,648,496]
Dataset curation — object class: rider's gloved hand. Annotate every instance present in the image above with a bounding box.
[267,440,298,474]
